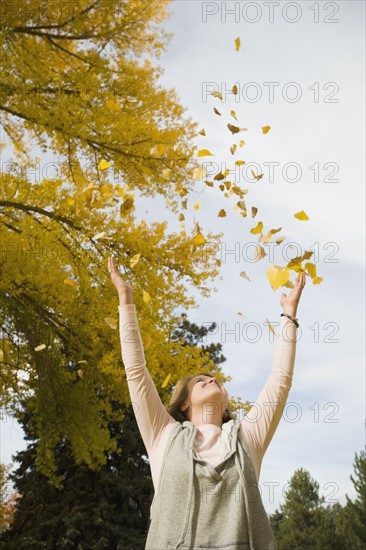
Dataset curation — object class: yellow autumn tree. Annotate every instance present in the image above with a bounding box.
[0,0,198,210]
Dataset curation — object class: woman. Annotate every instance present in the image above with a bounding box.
[108,255,306,550]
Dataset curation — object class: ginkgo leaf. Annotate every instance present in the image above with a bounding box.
[211,91,223,100]
[250,222,263,234]
[251,170,263,181]
[266,319,276,335]
[105,317,118,330]
[35,344,46,352]
[276,236,286,244]
[67,198,75,205]
[198,128,206,136]
[230,144,237,155]
[251,207,258,218]
[294,210,309,221]
[219,184,225,191]
[77,369,84,378]
[193,201,202,212]
[63,279,75,286]
[92,231,107,240]
[143,290,151,304]
[232,85,238,95]
[255,245,266,260]
[182,199,188,209]
[313,276,323,285]
[227,123,240,134]
[235,37,241,51]
[130,253,141,268]
[120,197,134,214]
[193,232,206,245]
[235,160,245,166]
[267,266,291,291]
[205,180,214,187]
[230,110,238,120]
[162,168,171,180]
[237,312,245,317]
[197,149,214,157]
[98,159,111,170]
[262,126,271,134]
[240,271,251,281]
[214,172,225,181]
[239,140,246,147]
[213,107,221,116]
[161,373,172,388]
[178,213,185,221]
[218,209,226,218]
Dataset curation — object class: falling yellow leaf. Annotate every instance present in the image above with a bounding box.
[239,140,246,147]
[193,232,206,245]
[35,344,46,352]
[205,180,214,187]
[120,196,134,214]
[262,126,271,134]
[237,312,245,317]
[162,373,172,389]
[77,369,84,378]
[313,276,323,285]
[251,207,258,218]
[227,123,240,134]
[193,201,202,212]
[198,128,206,136]
[214,172,225,181]
[255,245,266,261]
[197,149,214,157]
[239,271,251,281]
[63,278,75,287]
[276,236,286,245]
[294,210,309,221]
[182,199,188,209]
[218,209,227,218]
[235,37,241,51]
[211,91,223,100]
[251,170,263,181]
[232,85,238,95]
[178,213,185,222]
[267,266,291,291]
[250,222,263,234]
[230,110,238,120]
[143,290,151,304]
[98,159,111,170]
[235,160,245,166]
[230,144,237,155]
[266,319,276,336]
[105,318,118,330]
[213,107,221,116]
[130,253,141,268]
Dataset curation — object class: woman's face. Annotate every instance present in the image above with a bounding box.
[181,374,229,419]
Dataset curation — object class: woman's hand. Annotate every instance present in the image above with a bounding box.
[280,271,306,317]
[108,255,134,305]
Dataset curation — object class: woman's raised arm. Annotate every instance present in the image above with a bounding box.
[108,255,176,455]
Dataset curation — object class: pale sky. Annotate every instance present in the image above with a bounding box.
[1,0,365,515]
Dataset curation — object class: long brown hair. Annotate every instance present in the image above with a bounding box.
[166,373,236,424]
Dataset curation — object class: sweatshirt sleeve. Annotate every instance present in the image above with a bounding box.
[118,304,176,455]
[241,315,298,459]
